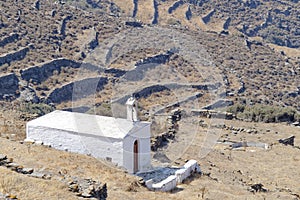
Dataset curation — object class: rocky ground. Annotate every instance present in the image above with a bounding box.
[0,0,300,199]
[0,0,299,112]
[0,116,300,199]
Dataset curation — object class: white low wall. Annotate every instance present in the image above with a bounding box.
[175,168,189,184]
[152,175,177,192]
[146,160,201,192]
[176,159,201,184]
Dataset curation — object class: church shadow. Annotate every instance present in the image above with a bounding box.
[170,187,184,193]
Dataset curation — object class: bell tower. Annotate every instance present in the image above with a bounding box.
[126,96,139,122]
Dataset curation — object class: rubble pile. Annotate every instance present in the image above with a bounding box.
[68,178,107,199]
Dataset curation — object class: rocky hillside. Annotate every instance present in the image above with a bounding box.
[167,0,300,48]
[1,1,300,199]
[0,0,299,128]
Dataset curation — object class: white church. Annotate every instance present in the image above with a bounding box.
[26,97,152,173]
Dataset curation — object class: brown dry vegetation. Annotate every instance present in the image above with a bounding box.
[1,0,299,112]
[0,118,300,199]
[0,0,300,199]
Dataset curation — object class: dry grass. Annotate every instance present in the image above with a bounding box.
[113,0,133,16]
[268,43,300,58]
[0,167,74,200]
[0,109,26,141]
[136,0,155,23]
[0,138,142,199]
[0,117,300,199]
[0,0,300,199]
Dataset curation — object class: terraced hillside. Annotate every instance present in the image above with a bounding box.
[0,0,300,200]
[106,0,300,48]
[0,0,299,137]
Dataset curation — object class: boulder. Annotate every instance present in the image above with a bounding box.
[29,172,46,179]
[279,135,295,146]
[0,154,7,161]
[185,5,192,20]
[5,194,18,200]
[34,141,43,145]
[80,190,92,198]
[21,168,34,174]
[292,122,300,126]
[69,177,107,199]
[202,9,215,24]
[19,86,40,103]
[6,162,22,171]
[51,9,56,17]
[68,183,79,192]
[249,183,267,192]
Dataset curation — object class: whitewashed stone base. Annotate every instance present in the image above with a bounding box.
[146,160,201,192]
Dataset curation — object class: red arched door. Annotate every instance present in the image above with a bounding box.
[133,140,138,173]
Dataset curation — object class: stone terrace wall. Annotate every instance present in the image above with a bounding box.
[47,77,108,103]
[0,73,19,100]
[0,33,19,47]
[0,45,32,66]
[20,58,81,83]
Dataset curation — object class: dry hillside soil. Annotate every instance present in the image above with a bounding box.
[0,0,300,199]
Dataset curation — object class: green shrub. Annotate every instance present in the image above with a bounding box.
[20,103,55,117]
[227,103,245,114]
[227,103,299,123]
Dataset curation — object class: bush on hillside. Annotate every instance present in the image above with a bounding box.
[227,103,300,123]
[20,103,55,117]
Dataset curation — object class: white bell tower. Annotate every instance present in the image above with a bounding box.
[126,96,139,122]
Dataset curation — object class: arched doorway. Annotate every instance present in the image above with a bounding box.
[133,140,138,173]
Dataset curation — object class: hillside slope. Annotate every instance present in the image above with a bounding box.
[1,119,300,199]
[0,1,300,199]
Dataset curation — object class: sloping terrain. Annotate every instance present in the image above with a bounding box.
[0,0,299,114]
[0,0,300,199]
[108,0,300,48]
[1,119,300,199]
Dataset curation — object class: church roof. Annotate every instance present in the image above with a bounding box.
[27,110,150,139]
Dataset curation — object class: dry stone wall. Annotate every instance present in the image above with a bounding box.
[60,15,72,37]
[152,0,159,24]
[0,45,32,66]
[20,58,81,84]
[0,33,19,47]
[47,77,108,103]
[151,109,181,151]
[0,73,19,100]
